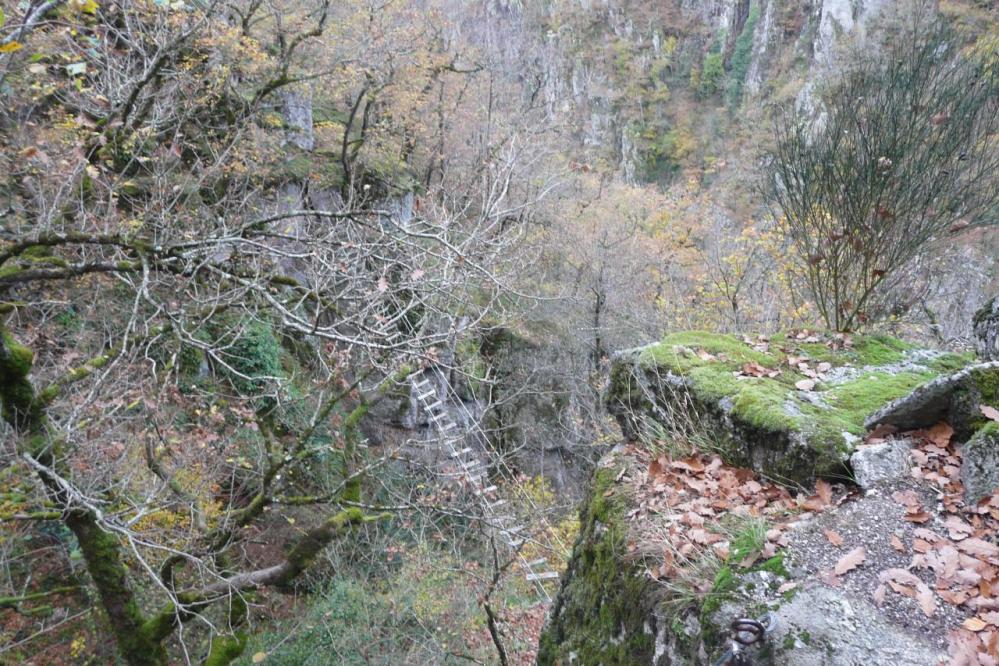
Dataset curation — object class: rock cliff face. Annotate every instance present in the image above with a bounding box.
[537,0,896,180]
[539,331,999,665]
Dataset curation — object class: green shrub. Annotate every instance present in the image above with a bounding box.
[214,318,283,396]
[698,52,724,97]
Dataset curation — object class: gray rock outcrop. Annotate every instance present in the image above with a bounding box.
[849,438,912,488]
[974,296,999,362]
[961,425,999,504]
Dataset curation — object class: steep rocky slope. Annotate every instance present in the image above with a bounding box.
[539,332,999,664]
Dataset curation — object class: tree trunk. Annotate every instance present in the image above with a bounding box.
[0,327,167,666]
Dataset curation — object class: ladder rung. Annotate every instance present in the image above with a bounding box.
[442,468,481,478]
[439,421,457,430]
[487,499,509,509]
[526,572,560,581]
[525,558,547,568]
[450,447,473,458]
[427,400,446,412]
[474,485,497,496]
[416,391,436,401]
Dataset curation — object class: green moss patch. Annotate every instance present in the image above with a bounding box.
[612,331,972,482]
[538,465,658,664]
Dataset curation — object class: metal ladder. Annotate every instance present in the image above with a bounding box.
[411,374,560,595]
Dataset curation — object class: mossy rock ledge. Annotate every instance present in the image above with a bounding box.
[606,331,982,485]
[539,332,995,665]
[538,445,948,665]
[538,454,662,664]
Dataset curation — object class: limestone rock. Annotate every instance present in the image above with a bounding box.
[607,331,971,484]
[974,296,999,361]
[961,424,999,504]
[849,438,911,488]
[741,585,944,665]
[865,361,999,439]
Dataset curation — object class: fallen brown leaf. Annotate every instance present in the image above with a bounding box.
[944,515,974,541]
[964,617,988,632]
[824,529,845,547]
[958,538,999,561]
[904,511,932,524]
[891,489,921,507]
[815,479,833,505]
[834,546,867,575]
[927,422,954,447]
[648,459,664,479]
[890,534,906,552]
[917,585,936,617]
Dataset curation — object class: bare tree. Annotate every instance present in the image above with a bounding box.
[0,1,556,663]
[764,16,999,331]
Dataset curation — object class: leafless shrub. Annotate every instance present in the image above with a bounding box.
[765,17,999,331]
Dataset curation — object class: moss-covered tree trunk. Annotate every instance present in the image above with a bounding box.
[0,327,169,665]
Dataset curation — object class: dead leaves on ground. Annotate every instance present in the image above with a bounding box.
[872,422,999,663]
[738,361,780,379]
[630,449,794,579]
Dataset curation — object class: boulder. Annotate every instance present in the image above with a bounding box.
[538,450,661,664]
[849,438,911,488]
[961,423,999,504]
[865,361,999,440]
[974,296,999,361]
[607,331,972,484]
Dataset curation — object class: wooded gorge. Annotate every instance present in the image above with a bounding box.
[0,1,997,664]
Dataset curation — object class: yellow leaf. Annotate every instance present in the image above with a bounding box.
[0,41,23,54]
[69,0,99,13]
[252,652,267,663]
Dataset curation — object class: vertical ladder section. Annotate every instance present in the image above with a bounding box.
[410,373,559,597]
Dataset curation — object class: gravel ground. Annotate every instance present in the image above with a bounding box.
[783,478,966,651]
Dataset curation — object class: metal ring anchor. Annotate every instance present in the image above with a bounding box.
[712,612,779,666]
